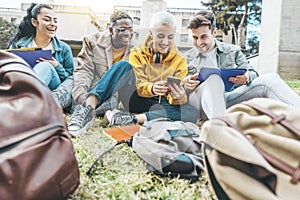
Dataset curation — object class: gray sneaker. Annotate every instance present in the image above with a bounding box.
[104,109,137,126]
[68,104,95,137]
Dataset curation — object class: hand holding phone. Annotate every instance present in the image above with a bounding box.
[167,76,181,86]
[167,76,185,100]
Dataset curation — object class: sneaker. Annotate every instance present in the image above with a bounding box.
[103,109,137,126]
[68,104,95,137]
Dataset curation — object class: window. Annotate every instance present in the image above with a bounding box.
[180,34,188,43]
[133,17,140,25]
[181,19,189,27]
[11,18,17,23]
[134,32,139,41]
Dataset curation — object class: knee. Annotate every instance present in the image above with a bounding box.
[205,74,225,91]
[33,62,54,73]
[115,60,131,70]
[256,73,282,85]
[261,72,280,80]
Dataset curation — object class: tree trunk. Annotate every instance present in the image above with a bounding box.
[237,4,248,48]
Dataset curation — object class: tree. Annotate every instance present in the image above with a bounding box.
[201,0,262,55]
[0,19,17,49]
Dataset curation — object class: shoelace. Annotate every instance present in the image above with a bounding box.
[69,105,89,126]
[112,112,134,125]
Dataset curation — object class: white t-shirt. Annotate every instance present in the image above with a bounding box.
[199,47,218,69]
[29,39,54,54]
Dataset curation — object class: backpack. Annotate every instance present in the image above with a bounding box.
[201,98,300,200]
[132,118,203,182]
[0,50,80,200]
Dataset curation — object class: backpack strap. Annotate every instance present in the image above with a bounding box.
[143,118,172,128]
[242,102,300,139]
[167,129,196,138]
[217,117,300,184]
[86,142,123,176]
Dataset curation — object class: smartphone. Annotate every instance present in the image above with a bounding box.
[167,76,181,86]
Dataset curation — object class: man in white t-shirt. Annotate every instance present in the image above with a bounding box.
[183,10,300,120]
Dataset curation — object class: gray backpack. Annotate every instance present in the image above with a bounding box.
[132,118,203,181]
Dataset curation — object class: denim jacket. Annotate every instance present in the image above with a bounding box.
[184,39,259,83]
[10,36,74,82]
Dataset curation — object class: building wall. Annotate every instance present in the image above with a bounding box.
[113,1,200,52]
[0,3,105,41]
[49,4,103,40]
[259,0,300,79]
[0,7,23,25]
[278,0,300,79]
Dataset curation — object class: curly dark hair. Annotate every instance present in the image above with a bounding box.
[110,10,133,27]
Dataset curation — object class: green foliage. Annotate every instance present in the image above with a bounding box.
[201,0,262,55]
[0,19,17,49]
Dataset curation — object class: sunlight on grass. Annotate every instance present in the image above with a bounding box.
[286,80,300,95]
[68,79,299,199]
[68,117,215,200]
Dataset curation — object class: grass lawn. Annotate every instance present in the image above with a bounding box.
[68,80,300,200]
[68,117,215,200]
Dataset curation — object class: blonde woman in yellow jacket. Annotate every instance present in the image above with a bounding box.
[130,32,188,106]
[67,11,199,135]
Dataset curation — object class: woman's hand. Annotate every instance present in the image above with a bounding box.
[152,80,169,96]
[168,82,185,100]
[37,57,59,67]
[182,73,200,91]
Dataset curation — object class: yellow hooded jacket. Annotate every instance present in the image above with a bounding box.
[129,34,188,105]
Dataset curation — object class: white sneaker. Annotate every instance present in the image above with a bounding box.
[103,109,137,126]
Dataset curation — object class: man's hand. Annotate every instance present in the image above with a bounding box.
[183,73,200,91]
[229,74,248,85]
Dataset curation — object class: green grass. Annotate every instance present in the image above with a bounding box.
[68,79,299,199]
[68,117,215,200]
[286,80,300,94]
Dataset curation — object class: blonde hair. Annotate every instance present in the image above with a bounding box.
[150,11,176,30]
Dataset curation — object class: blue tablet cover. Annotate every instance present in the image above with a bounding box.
[10,49,52,68]
[197,67,247,92]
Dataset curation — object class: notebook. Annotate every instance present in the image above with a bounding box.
[197,67,247,92]
[103,124,140,143]
[87,124,141,175]
[9,48,52,68]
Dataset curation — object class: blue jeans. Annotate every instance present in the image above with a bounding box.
[33,62,61,90]
[90,61,199,123]
[52,75,74,109]
[189,73,300,120]
[51,75,119,115]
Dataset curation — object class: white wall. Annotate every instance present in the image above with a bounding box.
[258,0,282,74]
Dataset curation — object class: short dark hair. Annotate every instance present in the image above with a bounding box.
[187,10,216,31]
[110,10,133,26]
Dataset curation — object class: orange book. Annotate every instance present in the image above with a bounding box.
[104,124,140,143]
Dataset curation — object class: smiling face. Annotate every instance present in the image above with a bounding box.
[110,18,134,48]
[151,24,176,55]
[31,7,57,39]
[190,25,217,53]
